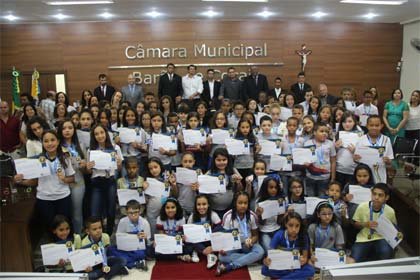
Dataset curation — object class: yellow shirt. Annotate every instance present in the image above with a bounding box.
[81,233,110,248]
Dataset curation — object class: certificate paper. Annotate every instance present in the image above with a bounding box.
[210,231,242,252]
[355,146,380,166]
[145,178,170,198]
[183,224,212,243]
[359,115,369,127]
[198,175,226,194]
[270,154,291,171]
[339,131,362,148]
[14,158,51,179]
[68,248,103,272]
[183,129,206,145]
[89,150,115,170]
[211,129,231,145]
[256,112,270,126]
[259,140,282,156]
[176,167,198,185]
[257,175,268,195]
[280,108,293,121]
[154,234,183,254]
[116,232,146,251]
[152,133,177,151]
[225,138,249,155]
[349,185,371,204]
[258,200,286,220]
[117,189,146,206]
[118,127,141,144]
[314,248,346,268]
[376,215,402,249]
[305,197,328,215]
[345,101,356,112]
[292,148,316,165]
[289,203,306,218]
[41,244,69,266]
[267,249,301,270]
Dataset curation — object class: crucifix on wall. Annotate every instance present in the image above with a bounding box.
[295,44,312,72]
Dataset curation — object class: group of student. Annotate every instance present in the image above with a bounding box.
[13,85,402,279]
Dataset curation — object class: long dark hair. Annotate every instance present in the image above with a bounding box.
[287,177,305,203]
[159,197,184,221]
[150,112,167,133]
[209,147,234,176]
[192,194,213,224]
[235,119,256,143]
[145,157,165,178]
[230,191,251,223]
[22,104,38,123]
[26,116,50,141]
[56,119,85,159]
[351,163,374,186]
[338,111,358,132]
[308,96,321,115]
[122,107,139,127]
[41,130,67,168]
[210,110,228,129]
[89,124,114,150]
[310,201,337,226]
[49,215,74,243]
[282,211,306,249]
[257,176,283,202]
[56,92,70,107]
[80,90,92,108]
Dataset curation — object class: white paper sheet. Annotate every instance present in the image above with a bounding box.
[152,133,177,151]
[89,150,116,170]
[198,175,226,194]
[41,244,69,266]
[116,232,146,251]
[280,108,293,121]
[270,154,291,171]
[345,101,356,112]
[305,197,328,215]
[176,167,198,185]
[259,200,286,220]
[211,129,231,145]
[349,185,371,204]
[359,115,369,127]
[183,129,206,145]
[376,215,402,249]
[267,249,301,270]
[259,140,282,156]
[289,203,306,218]
[225,138,249,155]
[14,158,51,179]
[210,231,242,252]
[183,224,212,243]
[68,248,103,272]
[256,175,268,195]
[355,146,381,166]
[314,248,346,268]
[154,234,183,254]
[292,148,316,165]
[117,127,141,144]
[145,178,170,198]
[339,131,362,148]
[117,189,146,206]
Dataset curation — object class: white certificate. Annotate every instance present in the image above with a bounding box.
[211,129,231,145]
[77,130,90,147]
[198,175,226,194]
[210,231,242,252]
[256,112,270,126]
[68,248,103,272]
[152,133,177,151]
[292,148,316,165]
[339,131,362,148]
[345,101,356,112]
[116,232,146,251]
[154,234,183,254]
[280,108,293,121]
[41,244,69,266]
[355,146,381,166]
[183,224,212,243]
[117,189,146,206]
[183,129,206,145]
[359,115,369,126]
[270,154,291,171]
[259,200,286,220]
[349,185,371,204]
[176,167,198,185]
[259,140,282,156]
[267,249,301,270]
[376,215,402,249]
[314,248,346,268]
[225,138,249,155]
[145,178,170,198]
[117,127,141,144]
[14,158,51,179]
[305,197,327,215]
[89,150,116,170]
[289,203,306,218]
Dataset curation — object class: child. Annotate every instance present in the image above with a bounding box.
[233,119,260,179]
[302,115,315,142]
[135,101,146,120]
[187,194,221,268]
[323,181,348,226]
[81,217,128,278]
[86,124,123,235]
[228,101,245,129]
[110,107,118,131]
[284,93,296,110]
[257,91,268,112]
[261,212,315,279]
[155,197,192,262]
[70,111,80,129]
[299,89,314,115]
[246,99,259,114]
[255,177,285,252]
[308,96,321,121]
[159,95,174,123]
[341,87,357,112]
[287,177,306,205]
[351,183,398,262]
[167,112,182,171]
[180,112,207,171]
[217,191,264,276]
[292,104,304,126]
[120,108,146,166]
[245,159,268,211]
[177,152,199,218]
[177,102,190,129]
[111,200,151,270]
[257,116,281,169]
[318,105,334,131]
[196,101,210,128]
[269,103,282,134]
[220,99,232,117]
[354,115,393,183]
[304,123,337,197]
[333,107,345,132]
[26,116,50,157]
[207,110,229,169]
[77,109,94,155]
[355,90,379,129]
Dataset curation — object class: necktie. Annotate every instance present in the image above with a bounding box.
[300,84,303,91]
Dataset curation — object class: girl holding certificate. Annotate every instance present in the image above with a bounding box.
[26,116,50,157]
[261,212,315,279]
[77,109,94,153]
[207,110,229,169]
[308,96,321,122]
[87,124,123,235]
[245,159,268,211]
[301,115,315,142]
[177,152,198,217]
[233,119,260,179]
[217,192,264,276]
[14,130,75,229]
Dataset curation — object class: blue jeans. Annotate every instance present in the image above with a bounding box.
[351,239,394,262]
[71,179,85,234]
[219,243,264,269]
[260,231,277,254]
[261,263,315,279]
[91,177,116,235]
[305,177,329,197]
[87,256,126,280]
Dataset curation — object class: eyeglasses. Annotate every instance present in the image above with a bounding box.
[127,210,140,215]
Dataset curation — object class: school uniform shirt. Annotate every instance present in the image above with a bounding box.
[354,104,379,127]
[222,210,259,243]
[228,115,240,129]
[62,144,85,188]
[255,198,281,233]
[336,130,364,175]
[76,129,91,156]
[304,139,336,181]
[299,101,309,115]
[117,216,152,246]
[355,134,393,184]
[352,201,397,243]
[90,145,123,179]
[156,217,186,236]
[81,233,110,248]
[270,229,310,251]
[234,136,258,170]
[26,139,42,157]
[187,211,221,226]
[37,157,75,201]
[307,223,345,250]
[117,176,144,190]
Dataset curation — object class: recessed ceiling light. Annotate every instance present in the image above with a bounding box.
[340,0,407,5]
[312,11,328,18]
[146,11,163,18]
[99,12,113,19]
[4,14,19,21]
[363,12,379,19]
[45,1,114,5]
[202,0,268,2]
[201,10,221,17]
[53,13,69,20]
[257,10,274,18]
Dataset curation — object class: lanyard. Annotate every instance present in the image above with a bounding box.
[130,219,143,234]
[125,177,138,189]
[316,224,331,246]
[45,153,61,174]
[363,105,371,115]
[286,135,299,150]
[367,134,382,147]
[313,140,325,164]
[236,216,249,239]
[89,236,107,266]
[284,230,295,249]
[369,201,384,237]
[166,219,177,236]
[63,143,78,157]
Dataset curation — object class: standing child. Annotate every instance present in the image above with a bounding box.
[299,89,314,115]
[207,110,229,169]
[177,152,199,218]
[323,181,348,226]
[302,115,315,142]
[180,112,207,171]
[77,109,94,155]
[245,159,268,211]
[228,101,245,129]
[26,116,50,157]
[257,116,281,168]
[355,90,379,130]
[308,96,321,121]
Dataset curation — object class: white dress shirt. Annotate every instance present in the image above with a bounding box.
[208,80,215,99]
[182,75,203,99]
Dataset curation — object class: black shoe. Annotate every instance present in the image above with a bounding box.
[119,266,130,275]
[136,260,148,271]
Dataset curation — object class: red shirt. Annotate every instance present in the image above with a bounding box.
[0,115,21,152]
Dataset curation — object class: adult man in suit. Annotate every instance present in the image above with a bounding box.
[242,66,269,101]
[290,72,311,104]
[268,77,285,102]
[202,68,221,110]
[218,67,244,102]
[121,73,143,107]
[318,83,338,106]
[93,73,115,102]
[158,63,183,104]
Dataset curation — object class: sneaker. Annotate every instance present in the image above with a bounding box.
[178,254,192,262]
[119,266,130,275]
[207,254,218,269]
[215,263,226,277]
[192,251,200,263]
[136,260,148,271]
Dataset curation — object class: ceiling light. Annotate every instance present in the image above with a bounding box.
[202,0,268,2]
[45,1,114,5]
[146,11,163,18]
[257,10,274,18]
[201,10,220,17]
[4,15,19,21]
[99,12,113,19]
[53,13,69,20]
[312,11,328,18]
[363,12,379,19]
[340,0,407,5]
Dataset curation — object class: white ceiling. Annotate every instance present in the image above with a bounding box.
[1,0,419,24]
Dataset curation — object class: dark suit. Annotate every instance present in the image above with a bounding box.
[93,85,116,102]
[201,80,221,109]
[268,88,286,102]
[321,94,339,106]
[158,73,183,102]
[242,74,269,101]
[290,82,311,104]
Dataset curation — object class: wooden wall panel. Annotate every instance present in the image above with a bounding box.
[0,20,402,104]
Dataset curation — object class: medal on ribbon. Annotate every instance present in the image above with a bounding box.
[232,230,239,241]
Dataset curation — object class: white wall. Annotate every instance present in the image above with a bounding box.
[400,20,420,102]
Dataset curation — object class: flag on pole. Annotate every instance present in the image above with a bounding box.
[31,68,40,100]
[12,67,21,112]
